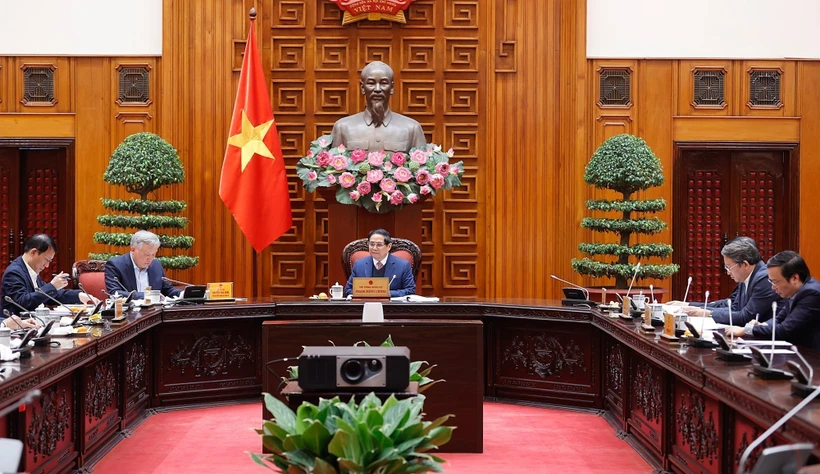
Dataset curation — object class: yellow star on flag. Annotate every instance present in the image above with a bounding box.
[227,110,275,171]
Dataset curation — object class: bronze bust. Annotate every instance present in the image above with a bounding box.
[331,61,426,153]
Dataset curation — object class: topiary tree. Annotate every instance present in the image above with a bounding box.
[89,132,199,270]
[571,134,678,288]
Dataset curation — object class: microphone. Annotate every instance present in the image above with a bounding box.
[389,274,396,288]
[625,262,641,298]
[649,284,655,304]
[35,288,78,317]
[682,276,693,305]
[0,389,42,418]
[700,290,710,335]
[737,385,819,474]
[162,276,195,287]
[750,301,792,380]
[112,276,131,295]
[727,298,734,344]
[4,295,31,316]
[550,275,590,300]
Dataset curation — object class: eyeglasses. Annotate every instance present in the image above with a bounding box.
[368,242,386,249]
[767,278,783,287]
[724,262,739,272]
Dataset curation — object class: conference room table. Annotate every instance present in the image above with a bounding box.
[1,297,819,473]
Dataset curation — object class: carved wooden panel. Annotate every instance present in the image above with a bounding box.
[21,63,57,106]
[692,67,727,109]
[83,353,121,455]
[114,112,153,144]
[156,321,262,404]
[739,170,776,260]
[748,68,783,109]
[116,64,151,105]
[671,380,721,474]
[267,0,484,298]
[628,357,664,454]
[123,334,151,426]
[0,160,13,271]
[494,0,516,72]
[730,413,781,474]
[686,169,723,303]
[25,163,60,276]
[604,338,626,420]
[598,67,632,108]
[24,376,75,474]
[492,319,599,407]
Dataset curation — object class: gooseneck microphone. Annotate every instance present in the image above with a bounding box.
[35,288,78,317]
[625,262,641,298]
[682,276,693,305]
[162,276,195,287]
[550,275,589,300]
[112,277,131,294]
[4,295,31,315]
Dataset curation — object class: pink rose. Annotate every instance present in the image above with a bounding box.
[307,171,318,181]
[331,155,348,171]
[415,169,430,185]
[349,190,360,201]
[357,181,371,194]
[391,152,407,166]
[389,191,404,205]
[420,185,433,195]
[394,167,412,183]
[383,162,393,171]
[435,162,450,175]
[318,137,329,147]
[308,150,315,157]
[450,166,460,175]
[411,150,427,165]
[316,151,332,167]
[407,193,419,204]
[380,178,397,193]
[337,144,346,152]
[372,192,383,203]
[327,174,337,184]
[350,149,367,163]
[446,148,454,157]
[429,173,445,190]
[366,169,384,183]
[368,151,385,167]
[339,172,356,188]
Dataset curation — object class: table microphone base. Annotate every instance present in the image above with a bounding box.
[12,345,33,359]
[752,365,793,380]
[791,381,819,398]
[686,337,718,349]
[716,348,751,362]
[33,335,51,347]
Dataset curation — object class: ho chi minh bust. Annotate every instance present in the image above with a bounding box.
[331,61,426,154]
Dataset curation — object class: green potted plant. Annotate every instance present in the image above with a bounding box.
[89,132,199,270]
[251,392,453,473]
[571,134,678,291]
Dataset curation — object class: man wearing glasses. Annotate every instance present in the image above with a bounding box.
[669,237,782,324]
[1,234,97,329]
[725,251,820,350]
[344,229,415,297]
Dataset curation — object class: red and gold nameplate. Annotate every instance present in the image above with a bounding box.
[329,0,417,25]
[352,277,390,298]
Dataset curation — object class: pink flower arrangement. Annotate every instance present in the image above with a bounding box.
[298,135,464,213]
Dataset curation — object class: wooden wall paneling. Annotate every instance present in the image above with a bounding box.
[739,60,795,117]
[678,60,733,116]
[0,57,5,112]
[158,0,256,297]
[0,114,75,138]
[672,117,800,143]
[798,62,820,272]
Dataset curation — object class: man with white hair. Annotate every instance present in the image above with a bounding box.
[104,230,182,300]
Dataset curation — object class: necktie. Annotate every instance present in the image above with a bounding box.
[738,283,746,306]
[376,262,383,270]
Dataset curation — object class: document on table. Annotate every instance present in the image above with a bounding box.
[686,316,727,331]
[736,338,793,347]
[391,295,440,302]
[730,347,795,355]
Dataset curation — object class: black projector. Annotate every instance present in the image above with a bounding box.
[297,346,410,391]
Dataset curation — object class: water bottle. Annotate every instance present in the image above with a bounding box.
[0,326,11,348]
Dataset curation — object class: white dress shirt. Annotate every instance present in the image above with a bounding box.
[131,254,149,293]
[372,256,388,270]
[24,260,39,289]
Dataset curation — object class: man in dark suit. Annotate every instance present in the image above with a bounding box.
[344,229,415,298]
[1,234,97,328]
[104,230,182,300]
[726,251,820,350]
[672,237,783,324]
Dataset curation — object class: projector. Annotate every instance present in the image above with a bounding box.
[297,346,410,391]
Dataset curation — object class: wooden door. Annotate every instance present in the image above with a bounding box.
[0,147,72,277]
[674,149,790,302]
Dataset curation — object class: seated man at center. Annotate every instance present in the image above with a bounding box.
[345,229,416,298]
[104,230,182,300]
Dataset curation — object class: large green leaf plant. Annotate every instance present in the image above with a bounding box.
[251,392,454,473]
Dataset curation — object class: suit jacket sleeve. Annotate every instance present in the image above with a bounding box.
[390,260,416,298]
[2,268,50,310]
[752,290,820,341]
[713,283,781,325]
[104,258,130,298]
[160,269,181,298]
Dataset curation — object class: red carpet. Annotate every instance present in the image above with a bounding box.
[92,402,650,474]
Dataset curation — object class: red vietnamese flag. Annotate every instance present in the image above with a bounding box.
[220,9,292,252]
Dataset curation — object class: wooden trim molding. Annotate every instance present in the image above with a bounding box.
[0,113,75,138]
[672,116,800,142]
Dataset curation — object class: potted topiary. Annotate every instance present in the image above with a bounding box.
[571,134,678,299]
[251,392,453,473]
[89,132,199,270]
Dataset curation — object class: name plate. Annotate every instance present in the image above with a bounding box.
[352,277,390,298]
[207,282,234,300]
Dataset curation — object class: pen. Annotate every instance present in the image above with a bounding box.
[755,313,759,322]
